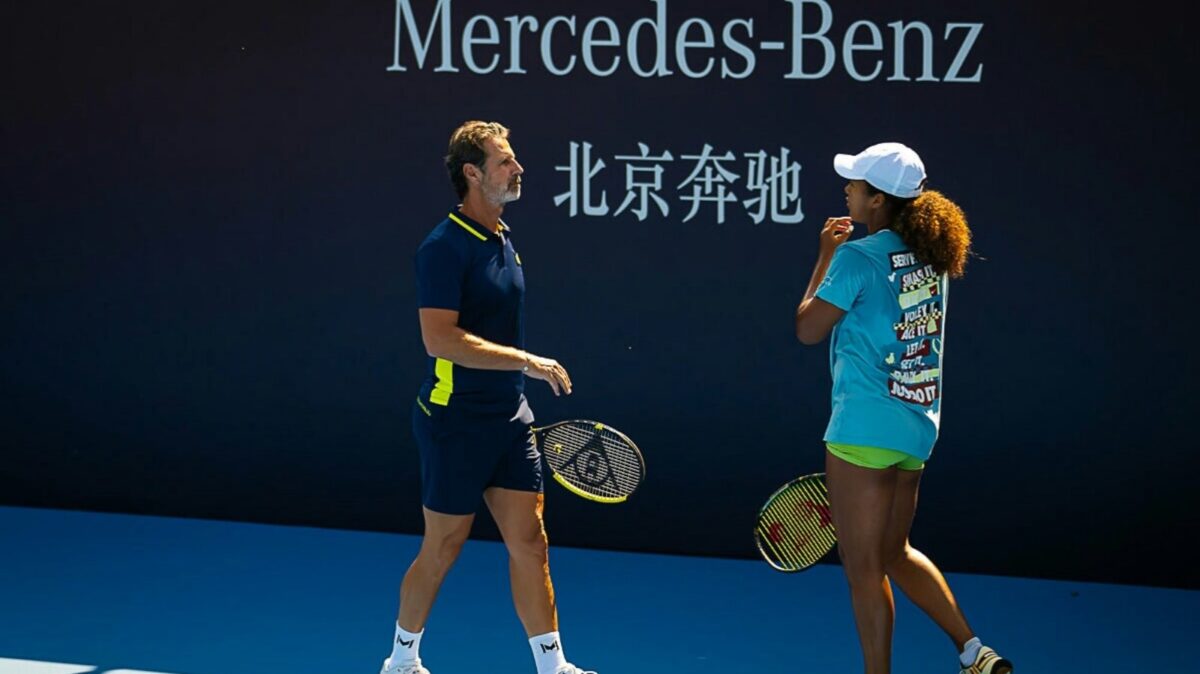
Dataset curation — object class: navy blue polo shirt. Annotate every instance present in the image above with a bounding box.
[415,209,526,414]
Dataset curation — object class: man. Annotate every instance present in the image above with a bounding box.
[380,121,595,674]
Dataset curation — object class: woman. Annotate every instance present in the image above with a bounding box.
[794,142,1012,674]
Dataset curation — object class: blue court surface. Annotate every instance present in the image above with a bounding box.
[1,505,1195,674]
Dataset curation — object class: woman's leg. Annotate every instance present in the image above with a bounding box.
[826,449,900,674]
[880,468,975,650]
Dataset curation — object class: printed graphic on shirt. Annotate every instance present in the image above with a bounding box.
[890,251,918,270]
[902,338,933,359]
[893,338,938,370]
[898,264,940,309]
[889,379,940,405]
[892,302,943,340]
[891,366,941,385]
[887,259,944,407]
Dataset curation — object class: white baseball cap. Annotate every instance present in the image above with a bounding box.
[833,142,926,199]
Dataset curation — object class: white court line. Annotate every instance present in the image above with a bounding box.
[0,658,94,674]
[0,659,181,674]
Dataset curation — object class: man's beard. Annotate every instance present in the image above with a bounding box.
[484,178,521,205]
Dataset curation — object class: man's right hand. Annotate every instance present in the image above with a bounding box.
[523,355,573,396]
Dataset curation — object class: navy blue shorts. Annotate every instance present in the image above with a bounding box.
[412,397,542,515]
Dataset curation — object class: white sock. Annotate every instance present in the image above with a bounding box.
[390,623,423,665]
[529,631,567,674]
[959,636,982,667]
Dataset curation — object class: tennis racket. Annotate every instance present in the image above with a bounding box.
[754,472,837,572]
[532,420,645,504]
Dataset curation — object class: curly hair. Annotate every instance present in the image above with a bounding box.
[868,185,973,278]
[445,121,510,199]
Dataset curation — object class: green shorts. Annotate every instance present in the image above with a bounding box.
[826,442,925,471]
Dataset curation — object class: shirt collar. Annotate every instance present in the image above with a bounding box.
[449,209,509,241]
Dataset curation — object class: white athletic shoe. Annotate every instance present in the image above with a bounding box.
[959,646,1012,674]
[379,657,430,674]
[554,665,597,674]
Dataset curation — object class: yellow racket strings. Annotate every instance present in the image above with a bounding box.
[757,479,835,570]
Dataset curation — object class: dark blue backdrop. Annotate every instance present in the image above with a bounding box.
[4,0,1197,588]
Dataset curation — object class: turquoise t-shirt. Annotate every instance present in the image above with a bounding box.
[814,229,948,460]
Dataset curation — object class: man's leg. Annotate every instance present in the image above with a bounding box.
[382,507,474,673]
[397,507,475,632]
[483,487,556,636]
[480,406,591,674]
[487,487,597,674]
